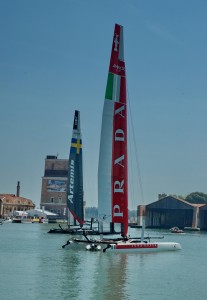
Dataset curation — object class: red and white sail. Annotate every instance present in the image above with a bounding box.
[98,24,128,236]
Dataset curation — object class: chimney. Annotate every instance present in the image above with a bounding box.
[16,181,20,197]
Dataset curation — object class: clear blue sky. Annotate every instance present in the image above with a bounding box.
[1,0,207,209]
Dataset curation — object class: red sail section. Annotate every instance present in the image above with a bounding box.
[109,24,126,77]
[112,101,128,236]
[110,24,128,236]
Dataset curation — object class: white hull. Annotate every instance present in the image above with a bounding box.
[105,241,182,253]
[0,218,12,224]
[62,239,181,253]
[39,218,48,223]
[21,221,33,224]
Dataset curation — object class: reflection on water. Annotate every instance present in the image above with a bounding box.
[1,224,207,300]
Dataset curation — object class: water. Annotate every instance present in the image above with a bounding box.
[0,223,207,300]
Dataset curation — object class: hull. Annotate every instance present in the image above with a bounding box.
[62,239,181,253]
[12,218,22,223]
[0,218,12,224]
[104,241,182,253]
[21,220,33,224]
[39,218,48,223]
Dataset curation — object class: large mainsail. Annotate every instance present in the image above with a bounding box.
[98,24,128,236]
[67,110,84,225]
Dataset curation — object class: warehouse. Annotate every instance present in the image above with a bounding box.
[143,195,204,229]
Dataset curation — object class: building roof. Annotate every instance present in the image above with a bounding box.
[0,194,35,207]
[27,209,57,216]
[146,195,205,210]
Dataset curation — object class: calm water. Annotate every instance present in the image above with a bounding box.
[0,223,207,300]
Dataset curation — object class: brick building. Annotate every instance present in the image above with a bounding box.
[40,155,68,217]
[0,193,35,218]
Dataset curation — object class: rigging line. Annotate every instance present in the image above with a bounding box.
[128,130,135,207]
[126,81,145,205]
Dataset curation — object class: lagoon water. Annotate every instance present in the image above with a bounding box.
[0,223,207,300]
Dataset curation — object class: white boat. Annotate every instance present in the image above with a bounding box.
[21,216,34,223]
[39,217,48,223]
[62,24,181,253]
[12,216,33,223]
[0,217,12,224]
[170,227,184,234]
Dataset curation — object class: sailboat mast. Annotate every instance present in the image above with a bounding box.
[67,110,84,226]
[98,24,128,236]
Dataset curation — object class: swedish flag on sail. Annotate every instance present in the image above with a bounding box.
[70,138,82,154]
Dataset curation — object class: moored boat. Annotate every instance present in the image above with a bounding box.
[12,216,34,223]
[12,216,22,223]
[21,217,34,224]
[0,217,12,224]
[170,227,184,234]
[39,217,48,223]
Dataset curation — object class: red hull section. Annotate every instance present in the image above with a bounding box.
[115,243,158,250]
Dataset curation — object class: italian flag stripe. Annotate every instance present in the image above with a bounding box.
[105,72,121,102]
[105,73,114,100]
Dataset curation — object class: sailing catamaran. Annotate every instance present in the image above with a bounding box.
[49,110,92,234]
[62,24,181,252]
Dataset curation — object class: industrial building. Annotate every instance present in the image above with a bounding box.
[138,195,206,230]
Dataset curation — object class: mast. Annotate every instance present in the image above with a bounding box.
[67,110,84,225]
[98,24,128,236]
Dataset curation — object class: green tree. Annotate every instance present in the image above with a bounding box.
[185,192,207,204]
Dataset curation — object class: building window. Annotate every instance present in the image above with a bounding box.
[58,197,62,203]
[57,209,61,215]
[50,197,54,203]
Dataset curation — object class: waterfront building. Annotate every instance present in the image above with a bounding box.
[40,155,68,218]
[137,195,205,230]
[199,205,207,230]
[0,191,35,219]
[0,181,35,218]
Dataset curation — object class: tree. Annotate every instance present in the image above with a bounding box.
[185,192,207,204]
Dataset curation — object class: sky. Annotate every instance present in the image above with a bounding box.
[0,0,207,209]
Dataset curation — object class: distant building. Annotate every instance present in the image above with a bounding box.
[137,195,205,229]
[199,205,207,230]
[40,155,68,217]
[0,182,35,218]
